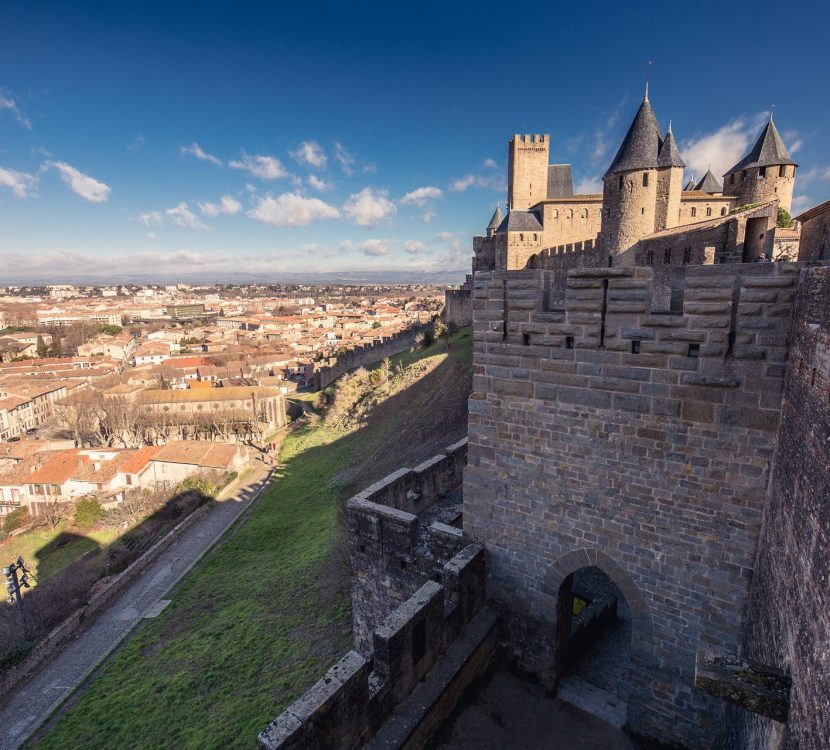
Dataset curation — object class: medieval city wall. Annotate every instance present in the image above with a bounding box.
[443,286,472,328]
[314,325,427,390]
[536,199,602,249]
[464,263,802,748]
[348,439,467,654]
[735,266,830,749]
[798,210,830,261]
[526,240,606,303]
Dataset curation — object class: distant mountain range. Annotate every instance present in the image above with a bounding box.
[0,269,470,287]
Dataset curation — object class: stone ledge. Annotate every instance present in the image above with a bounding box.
[694,650,791,723]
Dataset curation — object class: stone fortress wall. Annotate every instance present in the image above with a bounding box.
[464,262,822,748]
[258,439,491,750]
[734,266,830,749]
[314,325,427,390]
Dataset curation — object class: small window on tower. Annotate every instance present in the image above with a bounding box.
[721,208,727,216]
[759,166,766,178]
[643,173,649,187]
[619,175,624,190]
[706,207,712,217]
[779,165,787,177]
[691,207,697,217]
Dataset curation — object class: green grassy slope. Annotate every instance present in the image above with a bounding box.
[35,328,472,750]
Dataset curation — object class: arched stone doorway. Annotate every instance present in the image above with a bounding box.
[555,566,631,727]
[544,548,654,731]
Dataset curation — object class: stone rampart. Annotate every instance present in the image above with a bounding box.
[734,265,830,749]
[348,439,468,653]
[464,262,806,748]
[258,546,487,750]
[526,239,605,303]
[443,286,472,328]
[314,325,427,390]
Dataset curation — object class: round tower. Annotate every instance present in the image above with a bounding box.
[600,91,662,263]
[723,114,797,213]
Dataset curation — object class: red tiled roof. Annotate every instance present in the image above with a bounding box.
[120,445,162,474]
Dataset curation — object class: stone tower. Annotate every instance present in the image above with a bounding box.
[723,114,797,212]
[655,122,685,231]
[508,134,549,210]
[486,204,502,238]
[600,90,661,261]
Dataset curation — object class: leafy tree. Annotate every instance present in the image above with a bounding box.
[434,320,450,349]
[74,498,104,529]
[371,321,382,329]
[36,335,48,358]
[3,507,29,532]
[776,207,794,228]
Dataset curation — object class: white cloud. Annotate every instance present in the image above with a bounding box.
[140,202,209,230]
[147,231,156,241]
[49,161,111,203]
[483,158,498,169]
[435,231,456,241]
[359,239,391,256]
[339,240,355,252]
[229,152,289,180]
[291,141,327,169]
[796,166,830,188]
[248,192,340,227]
[400,186,443,206]
[448,173,502,192]
[180,142,222,166]
[403,240,428,255]
[0,166,37,198]
[574,175,603,194]
[421,211,436,224]
[308,174,332,191]
[680,113,768,182]
[334,142,355,175]
[0,91,31,129]
[343,187,396,227]
[198,195,242,217]
[791,195,813,215]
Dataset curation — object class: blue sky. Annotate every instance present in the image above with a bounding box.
[1,0,829,283]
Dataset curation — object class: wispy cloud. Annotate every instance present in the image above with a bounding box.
[448,173,502,192]
[291,141,327,169]
[680,112,769,180]
[400,186,443,206]
[198,195,241,217]
[0,166,37,198]
[180,142,222,166]
[574,175,603,194]
[421,211,436,224]
[403,240,428,255]
[0,90,31,129]
[229,152,290,180]
[48,161,111,203]
[308,174,332,191]
[482,158,498,169]
[796,165,830,188]
[359,239,391,256]
[334,142,355,175]
[127,134,145,152]
[343,187,396,227]
[248,192,340,227]
[140,201,209,230]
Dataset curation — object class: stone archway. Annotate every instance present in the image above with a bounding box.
[543,548,655,728]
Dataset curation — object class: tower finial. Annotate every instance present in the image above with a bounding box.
[644,58,652,100]
[667,119,672,134]
[770,105,774,123]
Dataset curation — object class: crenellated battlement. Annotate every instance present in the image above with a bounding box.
[472,263,802,430]
[511,133,549,144]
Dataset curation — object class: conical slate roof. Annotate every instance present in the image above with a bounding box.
[694,169,722,193]
[684,176,697,191]
[603,95,663,178]
[657,127,685,169]
[724,118,797,176]
[487,205,503,231]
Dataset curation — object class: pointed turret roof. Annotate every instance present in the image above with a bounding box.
[724,117,797,176]
[684,177,697,191]
[487,205,503,232]
[603,94,663,178]
[657,125,685,169]
[694,168,722,193]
